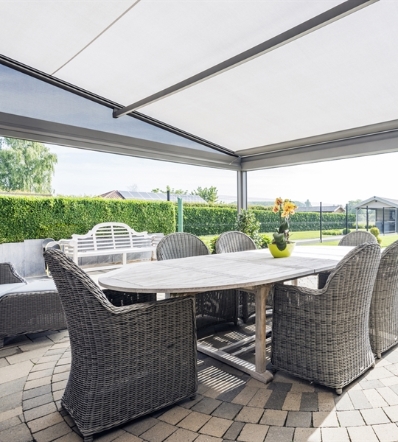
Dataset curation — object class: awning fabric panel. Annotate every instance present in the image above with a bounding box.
[140,1,398,150]
[1,0,398,168]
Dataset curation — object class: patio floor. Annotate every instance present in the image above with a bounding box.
[2,322,398,442]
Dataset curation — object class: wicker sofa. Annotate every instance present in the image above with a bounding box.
[271,243,381,394]
[44,248,197,442]
[0,262,66,347]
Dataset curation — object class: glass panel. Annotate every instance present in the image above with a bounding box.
[0,64,215,152]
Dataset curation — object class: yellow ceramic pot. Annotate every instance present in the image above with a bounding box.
[268,242,295,258]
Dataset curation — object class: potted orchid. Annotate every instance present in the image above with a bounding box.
[269,197,298,257]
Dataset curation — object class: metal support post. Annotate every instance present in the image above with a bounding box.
[178,197,183,232]
[237,170,248,212]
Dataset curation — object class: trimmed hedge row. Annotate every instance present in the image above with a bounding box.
[0,196,175,244]
[181,205,238,236]
[182,206,356,235]
[0,196,356,244]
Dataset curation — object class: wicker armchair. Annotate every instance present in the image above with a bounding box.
[215,231,257,254]
[338,230,378,246]
[0,262,66,348]
[369,240,398,358]
[318,230,378,288]
[157,232,238,327]
[215,231,258,323]
[271,243,381,394]
[44,248,197,442]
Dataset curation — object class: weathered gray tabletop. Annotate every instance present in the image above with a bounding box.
[99,246,352,383]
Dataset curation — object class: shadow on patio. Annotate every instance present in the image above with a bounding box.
[2,309,398,442]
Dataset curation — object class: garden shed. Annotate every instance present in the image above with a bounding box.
[355,196,398,234]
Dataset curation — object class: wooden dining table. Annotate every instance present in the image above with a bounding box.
[98,245,353,384]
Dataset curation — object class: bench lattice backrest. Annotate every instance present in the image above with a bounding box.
[71,223,151,252]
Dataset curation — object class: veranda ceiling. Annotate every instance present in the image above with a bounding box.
[1,0,398,171]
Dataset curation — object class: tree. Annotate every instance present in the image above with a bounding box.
[151,185,188,194]
[304,199,312,208]
[0,138,57,193]
[192,186,218,204]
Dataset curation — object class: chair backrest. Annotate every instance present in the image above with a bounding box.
[338,230,377,246]
[322,243,381,298]
[156,232,209,261]
[215,231,256,254]
[369,239,398,353]
[43,249,115,344]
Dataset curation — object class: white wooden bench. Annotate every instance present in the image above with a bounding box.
[58,222,160,269]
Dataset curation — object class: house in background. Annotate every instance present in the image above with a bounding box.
[297,205,345,213]
[99,190,207,204]
[355,196,398,234]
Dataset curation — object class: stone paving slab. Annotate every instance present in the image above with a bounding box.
[3,322,398,441]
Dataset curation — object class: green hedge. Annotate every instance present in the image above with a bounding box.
[0,196,356,243]
[180,205,355,236]
[0,196,175,243]
[182,205,238,235]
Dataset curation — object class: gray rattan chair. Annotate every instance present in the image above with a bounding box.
[318,230,378,288]
[338,230,378,246]
[44,248,197,442]
[369,240,398,358]
[215,231,258,323]
[0,262,66,348]
[157,232,238,326]
[271,243,381,394]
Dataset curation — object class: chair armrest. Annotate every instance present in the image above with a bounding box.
[273,283,324,310]
[0,263,27,284]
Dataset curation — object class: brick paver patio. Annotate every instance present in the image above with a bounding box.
[2,324,398,442]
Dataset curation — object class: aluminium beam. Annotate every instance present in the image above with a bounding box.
[113,0,376,117]
[238,118,398,157]
[241,129,398,171]
[0,112,241,171]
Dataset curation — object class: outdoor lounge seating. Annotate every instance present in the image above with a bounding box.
[0,262,66,348]
[271,243,381,394]
[157,232,239,327]
[215,231,259,323]
[369,239,398,358]
[44,248,197,442]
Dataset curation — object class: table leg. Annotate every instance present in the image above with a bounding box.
[197,284,273,384]
[253,285,273,383]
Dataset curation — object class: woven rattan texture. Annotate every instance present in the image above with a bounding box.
[0,262,27,284]
[271,243,381,394]
[215,231,256,254]
[102,289,156,306]
[369,240,398,358]
[338,230,378,246]
[157,233,238,326]
[215,231,258,322]
[44,248,197,441]
[318,231,378,289]
[0,262,65,347]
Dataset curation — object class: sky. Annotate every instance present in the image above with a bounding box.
[48,144,398,206]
